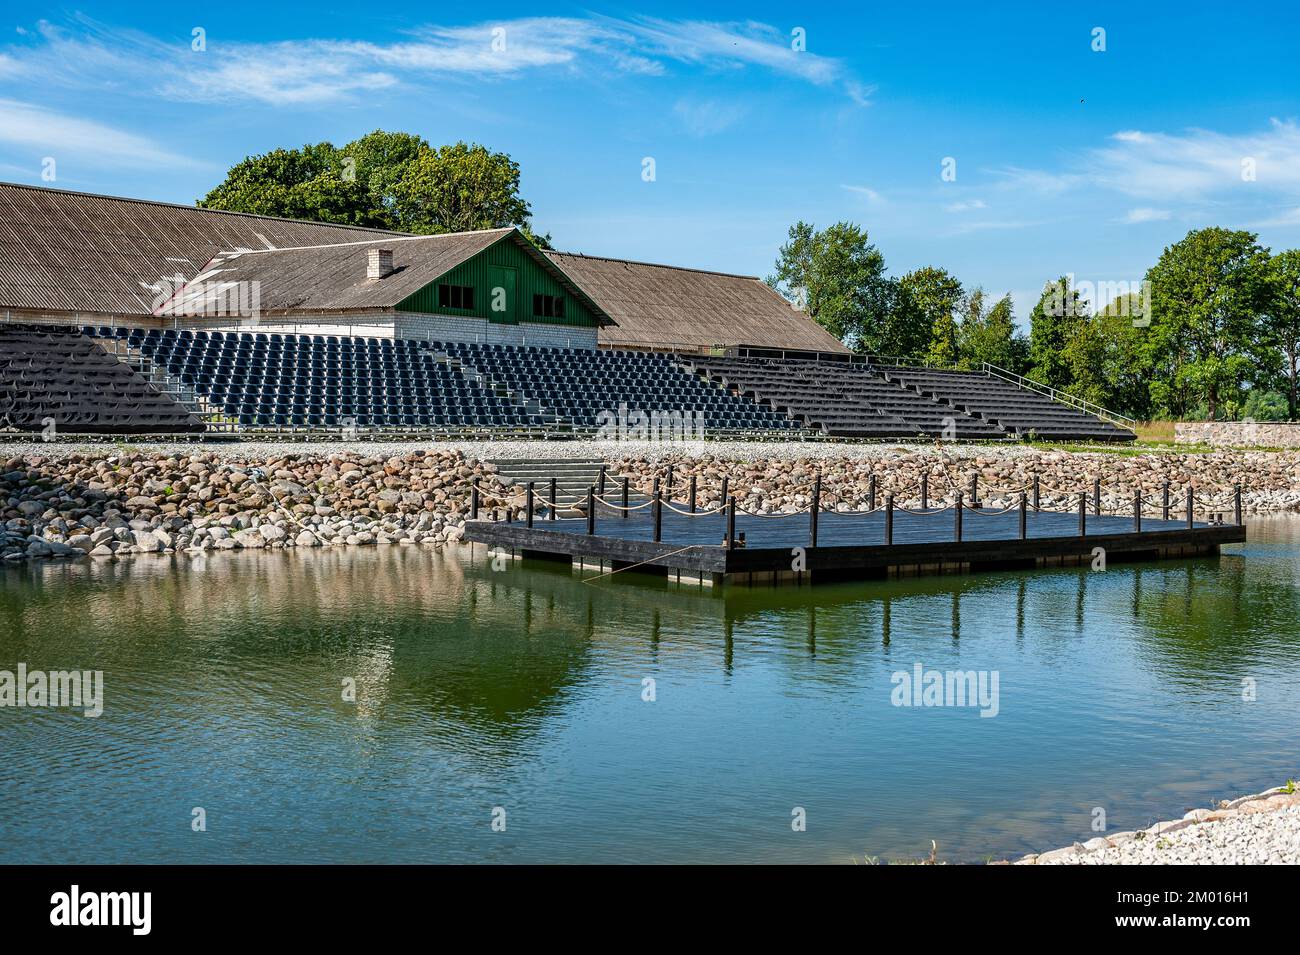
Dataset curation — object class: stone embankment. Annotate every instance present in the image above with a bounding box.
[3,444,1300,562]
[610,448,1300,515]
[0,450,513,562]
[1010,786,1300,865]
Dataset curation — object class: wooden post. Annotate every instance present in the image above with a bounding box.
[726,495,737,550]
[1162,481,1170,522]
[526,481,535,528]
[1019,492,1027,539]
[1093,478,1101,516]
[884,493,894,545]
[470,479,480,520]
[1234,484,1242,525]
[598,466,607,498]
[954,492,964,542]
[689,475,697,513]
[1078,492,1086,537]
[868,474,877,510]
[621,476,629,520]
[1032,474,1040,512]
[549,477,557,522]
[1133,489,1141,532]
[810,473,821,546]
[586,485,596,535]
[665,464,674,498]
[720,475,730,508]
[968,474,978,507]
[1186,487,1194,529]
[653,483,663,543]
[920,472,929,510]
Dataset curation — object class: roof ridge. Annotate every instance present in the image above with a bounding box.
[546,249,761,281]
[0,179,411,236]
[216,228,515,257]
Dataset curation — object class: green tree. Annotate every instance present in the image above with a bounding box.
[1059,293,1154,419]
[1146,227,1273,419]
[391,141,536,236]
[956,290,1020,371]
[1266,249,1300,419]
[1028,276,1088,391]
[199,131,546,242]
[767,221,891,347]
[199,143,383,227]
[895,267,964,366]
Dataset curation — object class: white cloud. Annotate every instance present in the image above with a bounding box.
[0,97,202,167]
[842,184,883,202]
[672,96,749,136]
[1121,207,1171,223]
[0,15,870,107]
[997,120,1300,203]
[944,199,987,213]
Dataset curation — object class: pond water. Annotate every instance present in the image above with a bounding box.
[1,518,1298,863]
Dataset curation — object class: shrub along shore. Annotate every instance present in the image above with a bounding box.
[1,443,1299,562]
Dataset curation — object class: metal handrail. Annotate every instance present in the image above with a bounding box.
[980,363,1137,429]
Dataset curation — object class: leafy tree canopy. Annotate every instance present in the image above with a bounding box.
[199,131,550,246]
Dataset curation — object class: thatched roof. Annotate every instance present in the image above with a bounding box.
[0,181,400,317]
[545,251,849,353]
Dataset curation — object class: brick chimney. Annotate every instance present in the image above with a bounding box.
[367,247,394,279]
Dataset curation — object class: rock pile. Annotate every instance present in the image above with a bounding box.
[0,451,512,562]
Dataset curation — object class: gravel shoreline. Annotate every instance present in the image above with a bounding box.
[2,441,1298,563]
[1009,786,1300,865]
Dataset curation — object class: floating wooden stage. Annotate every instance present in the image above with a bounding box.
[462,505,1247,585]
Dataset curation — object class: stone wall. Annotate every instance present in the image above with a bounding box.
[1176,421,1300,447]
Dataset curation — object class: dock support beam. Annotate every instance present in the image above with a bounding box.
[726,495,737,550]
[1235,484,1242,526]
[1186,487,1194,529]
[1093,479,1101,516]
[1032,474,1040,512]
[954,492,963,542]
[885,493,894,545]
[526,481,535,528]
[920,473,929,510]
[653,480,663,543]
[470,479,480,520]
[810,474,821,546]
[1078,492,1087,537]
[549,477,557,521]
[1019,492,1027,539]
[1133,490,1141,532]
[586,485,595,535]
[621,477,629,520]
[689,475,697,513]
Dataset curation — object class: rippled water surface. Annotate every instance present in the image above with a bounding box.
[2,519,1298,863]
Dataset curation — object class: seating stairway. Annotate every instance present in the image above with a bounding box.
[1,324,203,434]
[685,356,1007,439]
[437,341,799,433]
[88,327,543,430]
[878,366,1135,441]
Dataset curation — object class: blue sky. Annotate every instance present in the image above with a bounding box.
[3,2,1300,323]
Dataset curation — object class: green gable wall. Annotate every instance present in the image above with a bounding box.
[396,236,599,328]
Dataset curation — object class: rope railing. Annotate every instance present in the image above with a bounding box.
[475,468,1246,546]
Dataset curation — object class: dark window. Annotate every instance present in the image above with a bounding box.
[438,284,474,310]
[533,294,565,318]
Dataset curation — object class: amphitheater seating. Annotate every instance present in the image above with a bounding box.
[686,356,1134,441]
[436,341,799,432]
[0,325,202,434]
[107,328,541,430]
[879,366,1134,441]
[687,357,1008,439]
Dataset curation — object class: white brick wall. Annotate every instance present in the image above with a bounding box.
[393,312,598,350]
[187,310,599,351]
